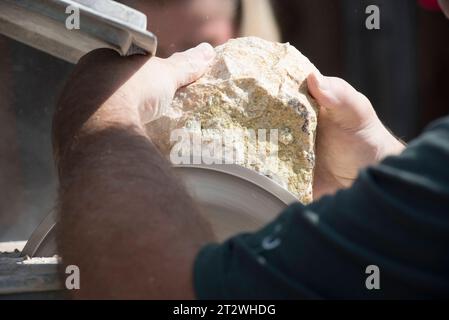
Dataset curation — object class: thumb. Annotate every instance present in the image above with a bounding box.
[307,72,377,129]
[165,43,216,89]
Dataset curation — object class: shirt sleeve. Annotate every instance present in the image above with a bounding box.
[194,117,449,299]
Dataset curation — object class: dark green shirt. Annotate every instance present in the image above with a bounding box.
[194,116,449,299]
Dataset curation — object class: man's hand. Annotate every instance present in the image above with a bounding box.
[307,73,406,199]
[120,42,216,123]
[54,43,215,173]
[54,44,216,299]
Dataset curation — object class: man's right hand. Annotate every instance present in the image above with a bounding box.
[307,73,406,199]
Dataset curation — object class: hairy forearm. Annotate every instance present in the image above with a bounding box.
[53,50,214,299]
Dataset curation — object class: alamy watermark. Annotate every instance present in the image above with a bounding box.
[366,5,381,30]
[65,264,80,290]
[65,5,80,30]
[65,4,381,31]
[365,265,381,290]
[169,121,280,167]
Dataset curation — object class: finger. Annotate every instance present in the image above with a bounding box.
[165,43,216,89]
[307,72,375,127]
[307,72,370,112]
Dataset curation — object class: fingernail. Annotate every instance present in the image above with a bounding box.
[197,42,216,61]
[314,72,329,91]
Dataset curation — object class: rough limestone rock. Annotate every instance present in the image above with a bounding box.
[146,37,319,203]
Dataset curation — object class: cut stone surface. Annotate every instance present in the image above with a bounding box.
[147,37,319,203]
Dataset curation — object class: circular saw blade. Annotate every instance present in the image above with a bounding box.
[22,164,297,257]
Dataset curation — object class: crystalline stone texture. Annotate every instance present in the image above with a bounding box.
[147,37,319,203]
